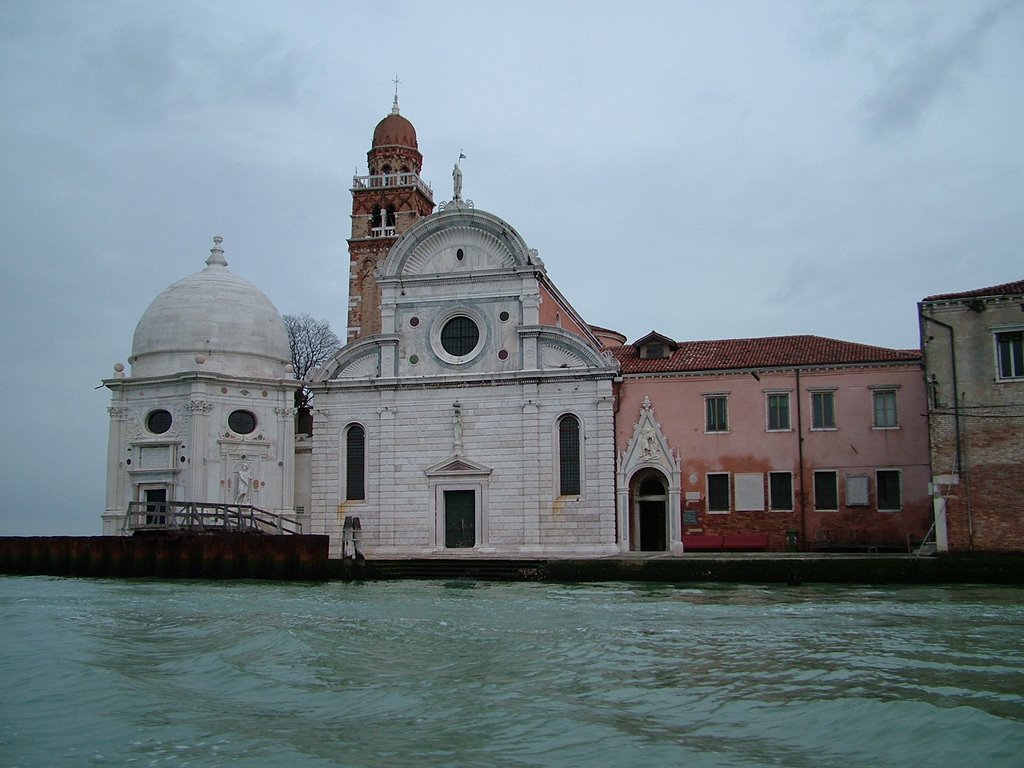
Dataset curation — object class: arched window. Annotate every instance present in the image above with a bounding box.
[345,424,365,501]
[558,415,581,496]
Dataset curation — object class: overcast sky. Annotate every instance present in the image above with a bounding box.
[2,1,1021,535]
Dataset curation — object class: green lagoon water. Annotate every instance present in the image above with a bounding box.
[1,577,1022,767]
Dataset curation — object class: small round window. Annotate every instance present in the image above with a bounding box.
[228,410,257,435]
[146,409,172,434]
[440,316,480,357]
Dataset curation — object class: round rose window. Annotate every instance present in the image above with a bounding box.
[440,316,480,357]
[228,410,257,435]
[146,409,172,434]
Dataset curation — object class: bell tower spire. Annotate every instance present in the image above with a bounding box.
[346,91,435,342]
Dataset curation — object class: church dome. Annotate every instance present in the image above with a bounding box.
[129,238,291,380]
[372,112,418,149]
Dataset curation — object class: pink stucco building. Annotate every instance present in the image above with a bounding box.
[605,332,932,552]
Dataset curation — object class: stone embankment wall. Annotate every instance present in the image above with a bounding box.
[0,534,329,580]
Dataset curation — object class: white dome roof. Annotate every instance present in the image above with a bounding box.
[129,238,291,379]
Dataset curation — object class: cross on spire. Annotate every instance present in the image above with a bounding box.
[391,75,401,114]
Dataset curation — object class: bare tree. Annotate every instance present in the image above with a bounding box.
[283,314,341,408]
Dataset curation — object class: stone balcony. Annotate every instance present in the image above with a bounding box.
[352,172,433,199]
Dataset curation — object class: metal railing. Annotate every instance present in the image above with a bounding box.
[123,501,303,536]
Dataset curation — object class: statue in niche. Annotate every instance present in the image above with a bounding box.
[640,425,657,460]
[453,401,463,446]
[236,461,253,505]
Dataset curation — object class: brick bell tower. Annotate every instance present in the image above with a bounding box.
[346,91,435,341]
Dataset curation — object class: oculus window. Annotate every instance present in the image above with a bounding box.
[146,409,172,435]
[228,410,256,435]
[441,316,480,356]
[432,308,486,365]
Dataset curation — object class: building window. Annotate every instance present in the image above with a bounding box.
[705,395,728,433]
[811,391,836,430]
[846,474,869,506]
[641,344,667,359]
[735,473,765,511]
[146,409,172,435]
[872,390,898,429]
[767,392,791,431]
[440,316,480,357]
[769,472,793,510]
[558,415,581,496]
[814,471,838,511]
[707,473,730,512]
[996,331,1024,380]
[228,410,257,435]
[345,424,365,501]
[876,470,902,511]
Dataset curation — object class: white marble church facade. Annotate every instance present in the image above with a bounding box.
[309,205,619,558]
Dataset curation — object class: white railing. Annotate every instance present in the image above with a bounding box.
[370,226,397,238]
[351,172,433,198]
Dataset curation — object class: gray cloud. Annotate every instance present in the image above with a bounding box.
[81,17,308,120]
[863,1,1017,137]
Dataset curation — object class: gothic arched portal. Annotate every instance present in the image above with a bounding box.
[631,469,669,551]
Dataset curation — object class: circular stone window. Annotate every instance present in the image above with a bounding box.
[146,409,172,434]
[431,307,487,365]
[440,316,480,357]
[228,410,257,435]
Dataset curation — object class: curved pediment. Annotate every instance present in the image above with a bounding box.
[310,337,382,382]
[383,207,535,279]
[523,326,621,373]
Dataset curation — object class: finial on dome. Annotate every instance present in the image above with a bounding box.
[391,74,401,115]
[206,235,228,267]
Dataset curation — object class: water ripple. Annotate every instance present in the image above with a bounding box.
[2,578,1023,767]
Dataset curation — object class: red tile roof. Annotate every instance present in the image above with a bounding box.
[614,335,921,374]
[923,279,1024,302]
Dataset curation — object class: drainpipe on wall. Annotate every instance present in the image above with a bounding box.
[612,376,623,546]
[795,367,807,550]
[919,310,969,549]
